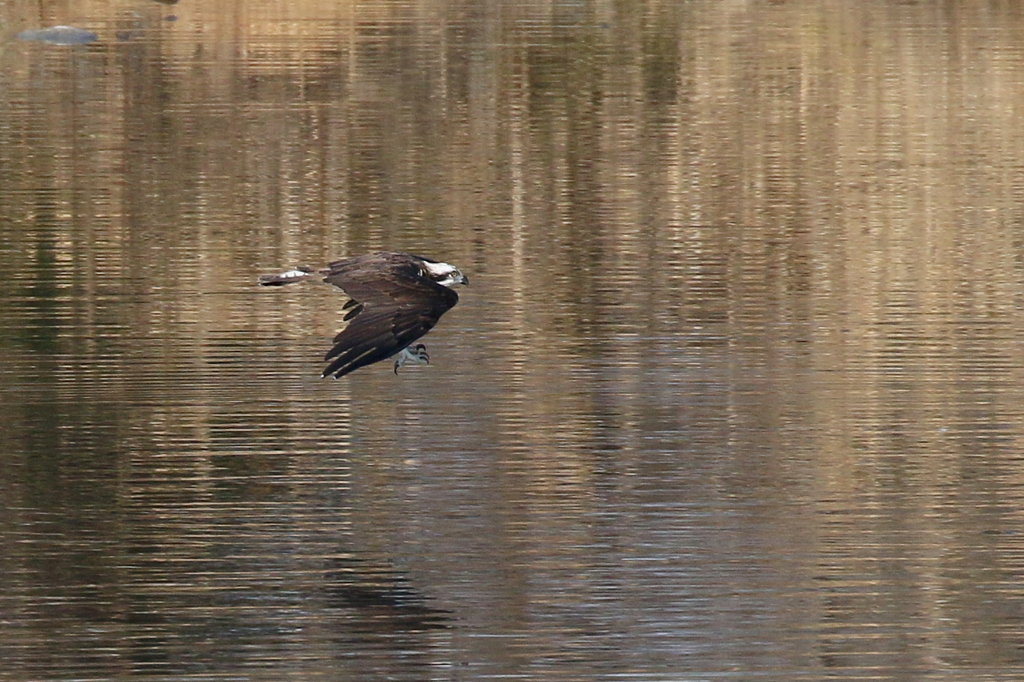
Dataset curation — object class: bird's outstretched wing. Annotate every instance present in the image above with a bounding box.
[320,253,459,378]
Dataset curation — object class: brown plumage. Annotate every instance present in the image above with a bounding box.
[259,252,467,378]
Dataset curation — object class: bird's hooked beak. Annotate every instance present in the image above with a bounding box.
[440,268,468,287]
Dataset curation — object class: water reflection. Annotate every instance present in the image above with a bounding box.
[3,0,1024,680]
[16,26,98,45]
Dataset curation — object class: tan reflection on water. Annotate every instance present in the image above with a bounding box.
[3,0,1024,679]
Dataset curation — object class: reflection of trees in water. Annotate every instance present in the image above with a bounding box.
[5,2,1024,678]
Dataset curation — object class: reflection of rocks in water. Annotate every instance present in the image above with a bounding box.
[17,26,97,45]
[324,557,451,632]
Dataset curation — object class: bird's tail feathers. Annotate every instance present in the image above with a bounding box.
[258,267,315,286]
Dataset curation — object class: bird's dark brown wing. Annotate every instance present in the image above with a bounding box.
[319,253,459,378]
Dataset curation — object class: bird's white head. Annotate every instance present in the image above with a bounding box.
[422,259,469,288]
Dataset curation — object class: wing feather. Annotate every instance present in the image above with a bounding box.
[318,253,460,378]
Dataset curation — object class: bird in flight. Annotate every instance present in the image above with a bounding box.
[258,252,468,378]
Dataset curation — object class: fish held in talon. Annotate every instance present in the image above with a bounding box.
[258,252,467,379]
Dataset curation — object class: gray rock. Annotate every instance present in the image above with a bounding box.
[17,26,98,45]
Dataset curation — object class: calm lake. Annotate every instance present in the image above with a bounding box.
[3,1,1024,680]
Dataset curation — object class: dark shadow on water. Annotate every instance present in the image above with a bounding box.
[324,556,452,633]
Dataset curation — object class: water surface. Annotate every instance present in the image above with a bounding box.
[3,1,1024,680]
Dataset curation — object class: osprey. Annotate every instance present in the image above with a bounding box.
[258,252,468,378]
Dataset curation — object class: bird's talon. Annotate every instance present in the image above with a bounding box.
[393,343,430,374]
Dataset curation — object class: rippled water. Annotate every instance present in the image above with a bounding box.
[4,1,1024,680]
